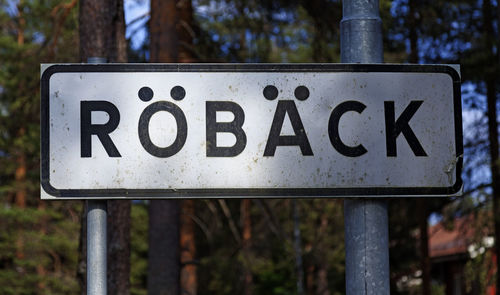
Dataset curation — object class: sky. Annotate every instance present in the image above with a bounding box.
[124,0,150,50]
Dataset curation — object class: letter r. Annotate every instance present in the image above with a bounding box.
[81,101,121,157]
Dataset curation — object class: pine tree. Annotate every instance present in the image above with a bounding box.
[148,2,181,294]
[0,1,81,293]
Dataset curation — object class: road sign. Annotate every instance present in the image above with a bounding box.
[41,64,462,199]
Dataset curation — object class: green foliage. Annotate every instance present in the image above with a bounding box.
[252,257,296,295]
[463,207,495,293]
[431,282,446,295]
[192,0,344,63]
[0,0,79,196]
[130,202,148,295]
[0,203,81,294]
[189,199,346,295]
[0,0,81,293]
[464,250,492,294]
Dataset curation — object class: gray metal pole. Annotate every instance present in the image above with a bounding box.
[88,200,107,295]
[340,0,383,64]
[87,57,108,295]
[340,1,390,294]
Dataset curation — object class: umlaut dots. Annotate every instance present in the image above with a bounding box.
[138,86,153,102]
[171,86,186,101]
[263,85,278,100]
[294,86,309,101]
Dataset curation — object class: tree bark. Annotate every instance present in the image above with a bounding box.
[316,212,329,295]
[316,268,329,295]
[77,203,87,295]
[107,201,131,295]
[408,0,419,64]
[178,1,198,293]
[105,1,131,294]
[78,1,131,294]
[306,262,315,295]
[147,1,181,294]
[180,200,197,295]
[178,0,196,63]
[79,0,127,62]
[108,0,127,63]
[417,200,431,295]
[79,0,110,61]
[148,201,180,295]
[408,2,431,293]
[150,0,179,62]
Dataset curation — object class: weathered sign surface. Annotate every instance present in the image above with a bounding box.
[41,64,462,199]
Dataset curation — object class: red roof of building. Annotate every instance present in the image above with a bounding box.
[428,215,475,258]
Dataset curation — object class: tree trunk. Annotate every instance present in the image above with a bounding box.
[107,201,131,295]
[148,201,180,295]
[178,1,198,294]
[306,261,315,295]
[417,200,431,295]
[408,2,431,293]
[147,1,181,294]
[77,203,87,295]
[408,0,419,64]
[178,0,196,63]
[105,1,131,294]
[150,0,179,62]
[108,0,127,63]
[316,268,329,295]
[78,1,131,294]
[180,200,197,295]
[79,0,110,61]
[316,212,329,295]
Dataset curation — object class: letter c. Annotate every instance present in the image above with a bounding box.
[328,100,367,157]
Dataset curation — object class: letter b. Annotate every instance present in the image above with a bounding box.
[206,101,247,157]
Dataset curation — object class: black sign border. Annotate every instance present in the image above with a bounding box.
[41,64,463,199]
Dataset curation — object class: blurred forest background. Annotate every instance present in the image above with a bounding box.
[0,0,499,294]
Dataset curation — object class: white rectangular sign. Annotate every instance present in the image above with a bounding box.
[41,64,462,199]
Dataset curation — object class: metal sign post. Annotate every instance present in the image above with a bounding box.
[87,200,107,295]
[341,0,389,294]
[86,57,107,295]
